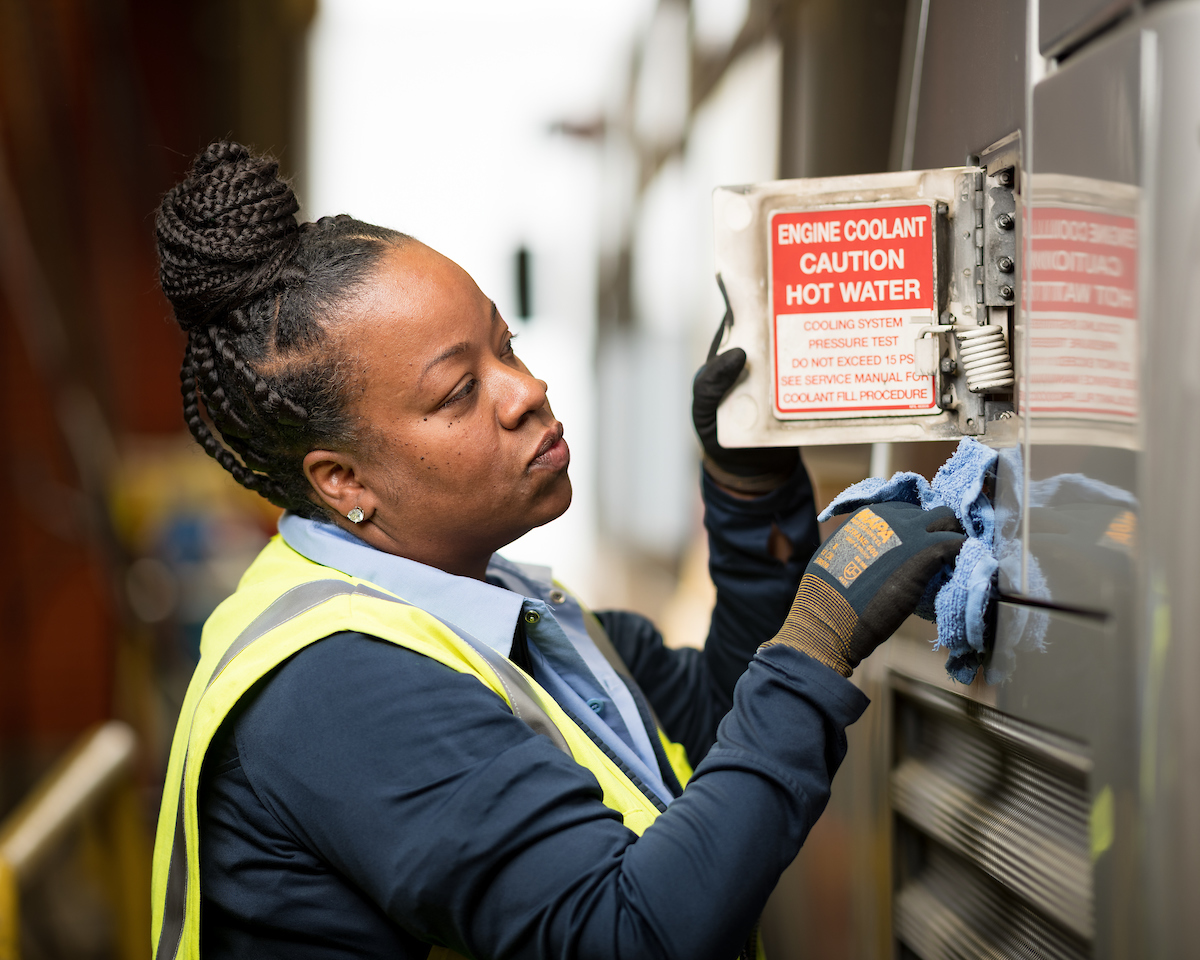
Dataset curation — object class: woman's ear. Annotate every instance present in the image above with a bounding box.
[303,450,377,522]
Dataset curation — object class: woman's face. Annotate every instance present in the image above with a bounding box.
[304,241,571,578]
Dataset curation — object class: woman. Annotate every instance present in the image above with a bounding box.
[150,142,963,960]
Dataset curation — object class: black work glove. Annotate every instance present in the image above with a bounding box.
[761,502,966,676]
[692,276,799,494]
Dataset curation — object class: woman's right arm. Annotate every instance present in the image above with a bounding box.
[232,630,867,960]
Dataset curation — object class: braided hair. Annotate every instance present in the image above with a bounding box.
[156,141,407,518]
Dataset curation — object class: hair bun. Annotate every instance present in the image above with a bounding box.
[156,140,300,329]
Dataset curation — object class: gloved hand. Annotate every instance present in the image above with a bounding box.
[692,276,798,494]
[761,502,966,676]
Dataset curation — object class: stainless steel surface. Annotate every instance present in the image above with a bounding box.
[1133,5,1200,955]
[907,0,1027,170]
[1021,19,1151,956]
[1040,0,1135,58]
[765,1,1200,956]
[1034,29,1141,184]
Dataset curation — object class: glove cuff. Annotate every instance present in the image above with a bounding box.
[702,456,794,495]
[759,573,859,677]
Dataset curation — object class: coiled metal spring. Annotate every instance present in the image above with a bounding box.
[956,325,1014,393]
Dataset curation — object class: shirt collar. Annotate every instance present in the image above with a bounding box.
[278,513,675,805]
[277,513,527,657]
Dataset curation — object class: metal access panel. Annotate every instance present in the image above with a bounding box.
[712,167,1019,448]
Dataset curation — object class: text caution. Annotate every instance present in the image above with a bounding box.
[1027,206,1137,421]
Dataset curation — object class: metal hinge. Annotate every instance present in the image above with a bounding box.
[974,168,986,304]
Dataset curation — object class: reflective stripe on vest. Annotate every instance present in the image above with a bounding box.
[150,537,693,960]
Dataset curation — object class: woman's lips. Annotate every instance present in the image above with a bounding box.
[530,424,570,471]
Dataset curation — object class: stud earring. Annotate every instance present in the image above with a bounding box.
[346,506,365,524]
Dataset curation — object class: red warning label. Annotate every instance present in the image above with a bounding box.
[770,202,938,418]
[1027,205,1137,421]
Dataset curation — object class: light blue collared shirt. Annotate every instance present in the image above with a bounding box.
[276,513,673,806]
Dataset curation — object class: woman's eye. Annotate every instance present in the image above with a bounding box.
[503,333,518,356]
[443,379,477,407]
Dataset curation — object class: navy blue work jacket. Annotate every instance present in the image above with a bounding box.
[197,463,869,959]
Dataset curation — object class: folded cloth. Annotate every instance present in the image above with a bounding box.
[819,438,1001,683]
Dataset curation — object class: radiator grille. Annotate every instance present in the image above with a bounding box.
[890,675,1092,958]
[895,846,1090,960]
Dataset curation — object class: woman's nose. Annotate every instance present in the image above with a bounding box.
[495,367,548,429]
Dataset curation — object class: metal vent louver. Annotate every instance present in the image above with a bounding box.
[891,675,1092,959]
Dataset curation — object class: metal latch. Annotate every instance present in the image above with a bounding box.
[942,140,1019,436]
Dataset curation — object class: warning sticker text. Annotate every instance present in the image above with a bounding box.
[771,202,938,418]
[1027,206,1137,421]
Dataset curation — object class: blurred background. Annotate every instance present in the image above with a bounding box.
[0,0,939,955]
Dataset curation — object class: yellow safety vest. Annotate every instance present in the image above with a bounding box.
[150,536,694,960]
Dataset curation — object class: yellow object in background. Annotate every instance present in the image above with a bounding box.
[0,723,146,960]
[0,856,17,960]
[1091,786,1115,862]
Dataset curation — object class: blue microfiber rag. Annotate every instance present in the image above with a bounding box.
[818,437,1003,683]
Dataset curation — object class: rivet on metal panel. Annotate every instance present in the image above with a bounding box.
[997,256,1014,273]
[1000,284,1014,300]
[996,212,1014,230]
